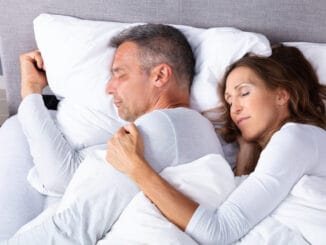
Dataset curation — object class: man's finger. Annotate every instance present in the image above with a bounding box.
[34,54,44,70]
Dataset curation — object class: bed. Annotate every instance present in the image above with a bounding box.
[0,1,326,244]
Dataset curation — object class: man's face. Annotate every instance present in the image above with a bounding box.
[106,42,155,121]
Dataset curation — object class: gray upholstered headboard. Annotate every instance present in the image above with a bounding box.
[1,0,326,115]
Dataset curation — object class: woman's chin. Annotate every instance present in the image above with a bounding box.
[241,133,257,143]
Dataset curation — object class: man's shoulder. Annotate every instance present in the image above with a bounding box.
[134,107,213,133]
[157,107,199,116]
[138,107,203,121]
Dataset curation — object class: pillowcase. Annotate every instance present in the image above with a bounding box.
[183,26,271,111]
[33,14,136,110]
[283,42,326,85]
[34,13,271,112]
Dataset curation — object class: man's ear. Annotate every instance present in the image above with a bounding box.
[151,64,172,88]
[276,87,290,106]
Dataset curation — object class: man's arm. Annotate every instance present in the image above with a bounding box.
[18,50,83,195]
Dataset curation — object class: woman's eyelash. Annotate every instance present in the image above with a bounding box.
[225,90,249,106]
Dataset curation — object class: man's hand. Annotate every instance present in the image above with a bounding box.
[20,50,48,99]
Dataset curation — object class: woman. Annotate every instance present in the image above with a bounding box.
[106,44,326,244]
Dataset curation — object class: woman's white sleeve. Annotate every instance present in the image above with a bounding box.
[186,124,318,244]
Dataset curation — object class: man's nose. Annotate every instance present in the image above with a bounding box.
[105,77,116,95]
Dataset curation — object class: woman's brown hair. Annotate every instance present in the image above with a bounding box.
[210,44,326,174]
[216,44,326,144]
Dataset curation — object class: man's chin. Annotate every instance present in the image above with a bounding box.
[118,112,133,122]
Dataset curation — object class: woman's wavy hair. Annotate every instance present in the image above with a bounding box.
[216,44,326,143]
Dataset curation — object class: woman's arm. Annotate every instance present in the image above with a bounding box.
[106,123,199,230]
[107,123,319,244]
[133,160,199,230]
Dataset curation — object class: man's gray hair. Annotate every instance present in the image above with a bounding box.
[110,24,195,89]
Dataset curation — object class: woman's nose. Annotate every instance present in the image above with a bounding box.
[231,100,242,114]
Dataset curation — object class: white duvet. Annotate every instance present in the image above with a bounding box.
[98,158,326,245]
[238,175,326,245]
[16,154,326,245]
[98,154,235,245]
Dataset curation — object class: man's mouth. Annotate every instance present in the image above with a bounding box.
[113,100,122,108]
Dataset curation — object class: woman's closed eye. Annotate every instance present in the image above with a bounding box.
[241,91,250,97]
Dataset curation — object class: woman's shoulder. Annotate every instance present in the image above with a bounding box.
[280,122,325,136]
[273,122,326,146]
[258,122,325,174]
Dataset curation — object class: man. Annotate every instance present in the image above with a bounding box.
[2,24,223,244]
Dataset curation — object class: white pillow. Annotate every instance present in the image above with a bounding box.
[283,42,326,85]
[34,13,271,113]
[33,14,271,148]
[33,14,136,109]
[183,26,271,111]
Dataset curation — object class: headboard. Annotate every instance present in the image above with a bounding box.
[1,0,326,115]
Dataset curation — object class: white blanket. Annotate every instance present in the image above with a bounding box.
[238,175,326,245]
[15,154,326,245]
[99,160,326,245]
[15,154,234,244]
[98,154,235,245]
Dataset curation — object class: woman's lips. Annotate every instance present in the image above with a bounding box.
[237,116,250,125]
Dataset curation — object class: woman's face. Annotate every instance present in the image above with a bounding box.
[225,66,289,146]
